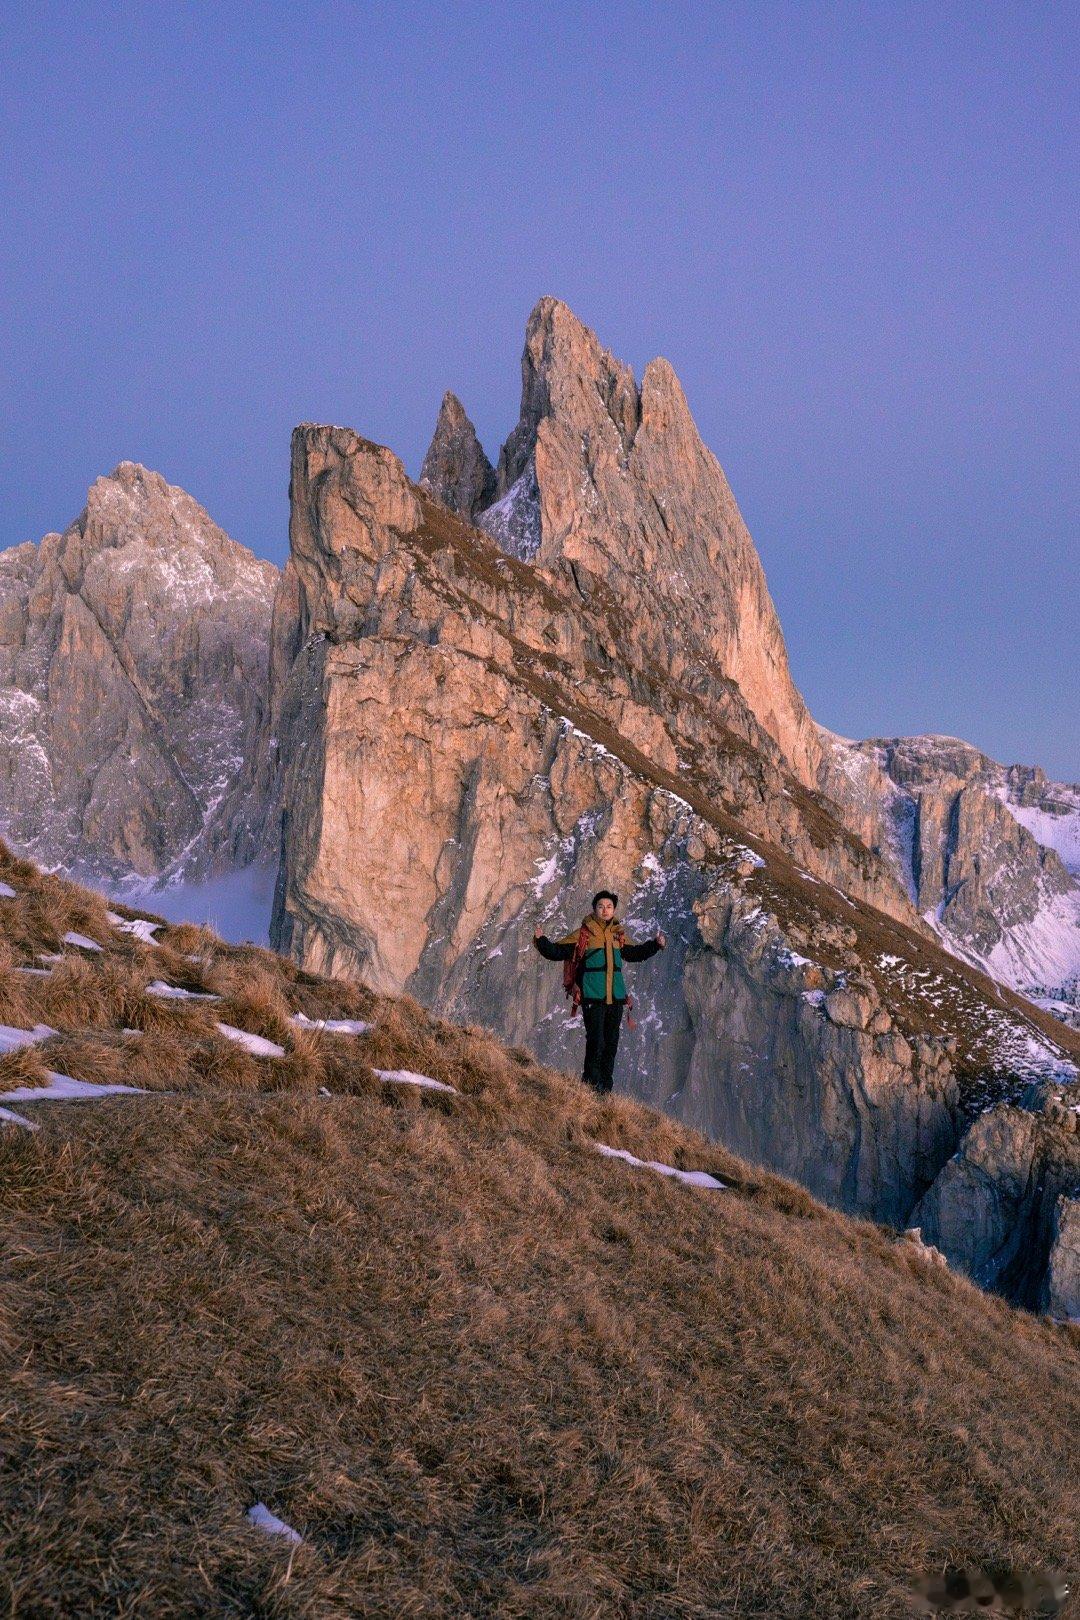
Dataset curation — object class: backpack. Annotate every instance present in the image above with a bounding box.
[562,922,635,1027]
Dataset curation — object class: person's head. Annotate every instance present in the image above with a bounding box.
[591,890,618,922]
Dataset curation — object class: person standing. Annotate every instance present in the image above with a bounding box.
[533,889,666,1094]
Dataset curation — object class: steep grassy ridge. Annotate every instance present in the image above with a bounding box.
[0,846,1076,1617]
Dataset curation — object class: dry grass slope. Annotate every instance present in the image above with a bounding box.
[0,844,1076,1617]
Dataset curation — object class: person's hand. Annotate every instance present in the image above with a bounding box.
[657,931,667,949]
[534,924,544,939]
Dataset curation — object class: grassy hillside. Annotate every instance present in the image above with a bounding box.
[0,845,1076,1617]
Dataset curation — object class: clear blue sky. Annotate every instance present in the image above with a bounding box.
[2,2,1076,777]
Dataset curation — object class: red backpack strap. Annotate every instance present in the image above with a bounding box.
[563,923,590,1018]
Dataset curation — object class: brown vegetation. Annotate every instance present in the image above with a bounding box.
[0,846,1077,1616]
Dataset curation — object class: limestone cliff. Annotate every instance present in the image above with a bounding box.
[475,298,825,788]
[269,410,1080,1306]
[0,462,278,882]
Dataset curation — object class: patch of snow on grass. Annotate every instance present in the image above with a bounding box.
[980,1012,1077,1088]
[146,980,220,1002]
[0,1105,37,1131]
[290,1013,372,1036]
[107,911,163,945]
[3,1073,148,1104]
[215,1023,286,1059]
[373,1068,458,1094]
[0,882,16,898]
[0,1024,56,1052]
[246,1503,302,1544]
[593,1142,726,1189]
[63,931,102,951]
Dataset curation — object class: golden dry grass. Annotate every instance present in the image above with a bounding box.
[0,847,1077,1616]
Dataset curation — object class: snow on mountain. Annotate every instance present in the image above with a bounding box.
[0,462,277,889]
[818,731,1080,1029]
[476,456,543,561]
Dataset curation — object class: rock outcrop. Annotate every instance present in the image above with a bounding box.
[913,1083,1080,1310]
[470,298,825,789]
[418,391,496,523]
[1044,1193,1080,1319]
[4,301,1077,1313]
[0,462,278,883]
[818,732,1080,1028]
[269,380,1080,1305]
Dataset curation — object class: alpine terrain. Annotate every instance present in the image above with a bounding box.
[0,845,1075,1615]
[1,301,1077,1317]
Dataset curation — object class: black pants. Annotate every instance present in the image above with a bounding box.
[581,999,625,1094]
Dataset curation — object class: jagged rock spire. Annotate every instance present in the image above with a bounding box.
[418,391,496,523]
[488,297,823,787]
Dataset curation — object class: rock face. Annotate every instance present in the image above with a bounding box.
[1044,1194,1080,1319]
[818,732,1080,1028]
[418,391,496,523]
[473,298,825,789]
[269,361,1080,1307]
[0,462,278,882]
[913,1085,1080,1310]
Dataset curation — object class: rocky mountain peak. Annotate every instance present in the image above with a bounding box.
[418,392,495,523]
[494,296,641,493]
[0,465,278,882]
[477,298,823,785]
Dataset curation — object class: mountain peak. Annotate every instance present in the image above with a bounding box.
[484,300,822,784]
[418,391,495,523]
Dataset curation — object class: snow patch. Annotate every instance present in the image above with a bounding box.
[0,1105,37,1131]
[0,1024,56,1052]
[0,882,16,898]
[290,1013,372,1036]
[62,931,102,952]
[997,792,1080,875]
[107,911,163,945]
[529,852,560,898]
[146,980,220,1002]
[373,1068,458,1094]
[476,459,542,562]
[1,1073,147,1104]
[593,1142,726,1189]
[215,1023,286,1059]
[246,1504,303,1545]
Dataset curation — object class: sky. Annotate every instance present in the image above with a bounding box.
[1,1,1077,777]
